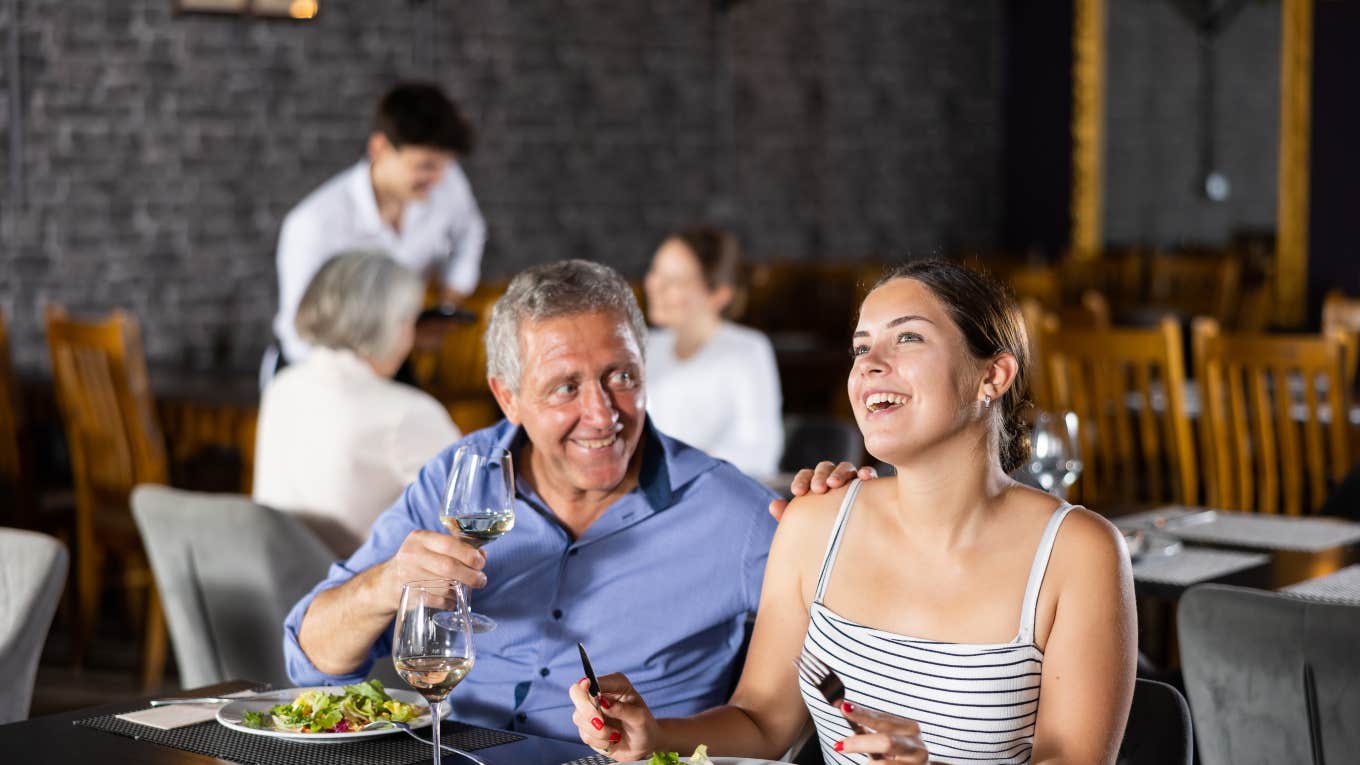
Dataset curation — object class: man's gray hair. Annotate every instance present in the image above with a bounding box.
[294,250,424,359]
[485,259,647,391]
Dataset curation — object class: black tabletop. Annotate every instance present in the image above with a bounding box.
[0,682,597,765]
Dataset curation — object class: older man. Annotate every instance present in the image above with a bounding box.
[282,260,778,741]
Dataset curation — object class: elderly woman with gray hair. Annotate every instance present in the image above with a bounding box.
[253,250,460,556]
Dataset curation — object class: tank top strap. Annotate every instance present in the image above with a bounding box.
[812,479,866,604]
[1018,502,1079,644]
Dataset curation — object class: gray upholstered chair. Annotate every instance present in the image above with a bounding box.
[1116,678,1193,765]
[1178,583,1360,765]
[0,528,68,723]
[131,485,336,689]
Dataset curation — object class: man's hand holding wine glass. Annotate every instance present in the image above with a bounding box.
[369,531,488,608]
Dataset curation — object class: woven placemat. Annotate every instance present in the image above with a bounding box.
[75,713,524,765]
[560,755,616,765]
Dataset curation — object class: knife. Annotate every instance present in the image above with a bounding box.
[577,641,605,716]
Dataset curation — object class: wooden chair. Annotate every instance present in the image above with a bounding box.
[1021,292,1111,412]
[1147,252,1242,323]
[44,306,168,688]
[1056,249,1144,311]
[413,281,506,433]
[1193,318,1357,515]
[1038,317,1198,508]
[1322,290,1360,390]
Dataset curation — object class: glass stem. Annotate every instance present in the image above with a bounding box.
[430,697,442,765]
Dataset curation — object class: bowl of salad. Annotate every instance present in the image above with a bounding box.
[216,679,429,743]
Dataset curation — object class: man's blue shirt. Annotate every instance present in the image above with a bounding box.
[282,418,779,741]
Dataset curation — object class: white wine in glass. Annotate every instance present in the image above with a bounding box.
[393,580,475,765]
[440,444,515,631]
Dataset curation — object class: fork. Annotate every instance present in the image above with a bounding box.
[796,650,880,758]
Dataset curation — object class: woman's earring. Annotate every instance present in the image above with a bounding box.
[983,394,993,409]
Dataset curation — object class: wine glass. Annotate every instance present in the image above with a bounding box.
[440,444,515,632]
[393,580,475,765]
[1026,410,1083,500]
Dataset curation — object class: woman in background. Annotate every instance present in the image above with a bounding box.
[643,225,783,480]
[253,250,459,556]
[572,260,1134,764]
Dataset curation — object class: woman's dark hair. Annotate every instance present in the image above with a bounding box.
[668,225,745,317]
[872,259,1032,473]
[373,82,474,155]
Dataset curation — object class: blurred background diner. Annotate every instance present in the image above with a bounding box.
[2,1,1360,763]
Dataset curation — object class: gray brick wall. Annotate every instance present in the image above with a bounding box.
[1105,0,1279,247]
[0,0,1004,374]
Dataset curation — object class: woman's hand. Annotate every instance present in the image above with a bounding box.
[834,702,930,763]
[569,672,661,761]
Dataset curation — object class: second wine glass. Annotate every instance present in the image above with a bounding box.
[1026,410,1083,500]
[393,580,475,765]
[440,444,515,632]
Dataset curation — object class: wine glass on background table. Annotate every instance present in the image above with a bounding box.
[393,580,475,765]
[1026,410,1083,501]
[440,444,515,632]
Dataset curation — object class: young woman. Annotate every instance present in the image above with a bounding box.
[643,225,784,480]
[570,260,1135,764]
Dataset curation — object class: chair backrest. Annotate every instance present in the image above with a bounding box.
[1116,678,1193,765]
[1038,317,1198,507]
[1193,318,1356,515]
[422,280,504,397]
[1322,290,1360,390]
[1147,252,1242,323]
[1020,293,1111,412]
[1057,250,1144,310]
[780,415,863,476]
[1179,584,1360,765]
[44,306,168,499]
[131,485,336,689]
[0,528,68,723]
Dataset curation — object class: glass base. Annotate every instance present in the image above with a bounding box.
[433,611,497,633]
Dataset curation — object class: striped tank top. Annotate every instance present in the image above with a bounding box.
[797,480,1075,764]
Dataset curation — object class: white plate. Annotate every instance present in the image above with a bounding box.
[614,759,792,765]
[215,686,432,744]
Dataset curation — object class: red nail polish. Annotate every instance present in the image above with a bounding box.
[609,731,621,743]
[579,677,588,685]
[591,717,603,730]
[833,740,845,752]
[841,701,854,713]
[599,697,611,710]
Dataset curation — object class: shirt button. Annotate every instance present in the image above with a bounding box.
[516,713,527,722]
[539,667,550,677]
[568,548,579,557]
[552,609,563,620]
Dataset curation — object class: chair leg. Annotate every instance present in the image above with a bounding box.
[74,544,103,667]
[140,586,167,691]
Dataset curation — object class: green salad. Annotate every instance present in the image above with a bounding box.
[649,744,712,765]
[239,679,421,734]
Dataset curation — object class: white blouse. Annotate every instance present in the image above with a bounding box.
[646,322,784,480]
[253,347,460,556]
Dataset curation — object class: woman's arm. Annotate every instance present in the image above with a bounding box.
[1030,509,1138,764]
[572,491,841,759]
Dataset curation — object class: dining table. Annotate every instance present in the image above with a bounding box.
[0,681,602,765]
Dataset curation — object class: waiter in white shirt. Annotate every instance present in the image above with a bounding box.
[265,81,486,381]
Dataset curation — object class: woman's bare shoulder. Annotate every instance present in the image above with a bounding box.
[776,481,858,547]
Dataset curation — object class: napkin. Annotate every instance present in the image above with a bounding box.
[116,690,258,730]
